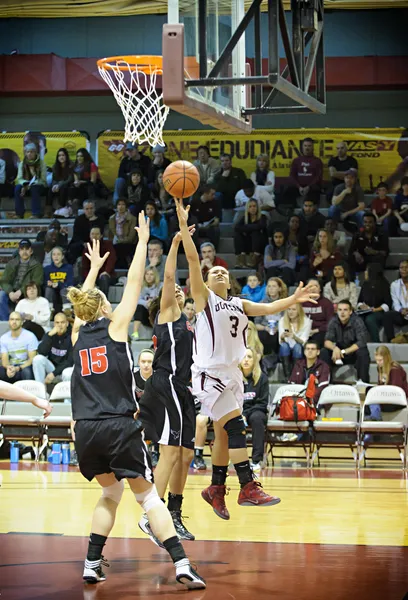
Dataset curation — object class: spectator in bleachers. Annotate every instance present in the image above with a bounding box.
[81,226,116,297]
[0,239,43,321]
[193,146,220,186]
[241,272,265,303]
[145,200,168,245]
[279,305,312,379]
[32,312,73,388]
[284,138,323,208]
[323,262,358,309]
[286,214,310,282]
[372,182,395,235]
[147,145,171,183]
[0,156,6,199]
[234,198,268,268]
[324,217,347,251]
[113,142,151,204]
[200,241,228,278]
[329,169,365,232]
[298,198,326,241]
[214,153,247,210]
[46,148,74,218]
[190,185,222,250]
[327,141,358,198]
[151,170,173,216]
[234,179,275,224]
[302,278,335,349]
[108,198,137,269]
[36,219,68,248]
[369,345,408,420]
[145,239,168,281]
[247,321,264,363]
[310,229,342,282]
[356,263,391,343]
[264,229,296,286]
[69,148,101,214]
[240,347,269,471]
[392,177,408,233]
[289,340,330,405]
[382,260,408,342]
[14,143,47,218]
[44,247,73,314]
[255,277,287,357]
[0,312,37,382]
[127,169,150,216]
[15,281,50,340]
[183,298,196,328]
[250,153,275,196]
[348,213,389,275]
[66,200,105,264]
[321,300,370,384]
[35,229,59,268]
[131,267,162,340]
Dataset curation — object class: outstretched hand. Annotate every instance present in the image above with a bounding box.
[135,210,150,244]
[173,225,195,245]
[293,282,319,305]
[85,238,110,271]
[175,197,190,228]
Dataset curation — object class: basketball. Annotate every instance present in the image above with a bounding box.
[162,160,200,198]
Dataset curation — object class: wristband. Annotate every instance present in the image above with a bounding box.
[341,350,346,357]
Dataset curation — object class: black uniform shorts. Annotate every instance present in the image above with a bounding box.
[74,416,153,482]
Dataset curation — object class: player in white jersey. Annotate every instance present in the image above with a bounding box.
[175,197,318,518]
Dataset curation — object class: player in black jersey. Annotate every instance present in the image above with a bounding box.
[68,216,205,590]
[134,348,154,401]
[139,228,197,542]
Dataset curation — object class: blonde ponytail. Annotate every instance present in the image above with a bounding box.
[67,286,104,322]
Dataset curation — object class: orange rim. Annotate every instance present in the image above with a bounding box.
[97,55,163,74]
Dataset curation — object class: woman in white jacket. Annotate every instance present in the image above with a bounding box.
[250,154,275,197]
[279,304,312,379]
[16,281,51,340]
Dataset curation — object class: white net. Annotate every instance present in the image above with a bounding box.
[97,57,170,148]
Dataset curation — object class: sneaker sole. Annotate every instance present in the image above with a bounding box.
[238,497,281,507]
[83,576,106,584]
[201,491,230,520]
[176,575,206,589]
[138,521,165,548]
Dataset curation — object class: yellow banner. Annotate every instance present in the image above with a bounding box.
[97,128,407,191]
[0,131,90,178]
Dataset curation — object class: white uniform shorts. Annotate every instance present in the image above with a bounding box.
[191,364,244,422]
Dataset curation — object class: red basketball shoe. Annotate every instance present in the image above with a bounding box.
[238,481,281,507]
[201,484,230,520]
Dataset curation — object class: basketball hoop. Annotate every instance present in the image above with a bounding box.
[97,55,170,148]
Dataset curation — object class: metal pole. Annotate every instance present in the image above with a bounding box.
[291,0,304,90]
[198,0,207,78]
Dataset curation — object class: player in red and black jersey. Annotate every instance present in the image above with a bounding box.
[68,217,205,589]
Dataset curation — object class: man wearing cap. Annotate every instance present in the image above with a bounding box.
[0,239,43,321]
[113,142,151,204]
[148,145,171,183]
[14,143,48,218]
[329,169,366,230]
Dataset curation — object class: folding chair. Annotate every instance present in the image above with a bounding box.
[265,384,313,467]
[49,381,71,403]
[38,403,73,458]
[359,385,408,469]
[14,380,47,400]
[0,401,42,458]
[312,385,361,468]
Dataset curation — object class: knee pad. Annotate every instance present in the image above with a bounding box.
[223,415,247,449]
[134,484,163,513]
[102,479,124,504]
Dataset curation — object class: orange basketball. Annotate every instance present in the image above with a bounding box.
[163,160,200,198]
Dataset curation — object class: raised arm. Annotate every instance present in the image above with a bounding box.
[0,380,52,417]
[242,282,318,317]
[175,197,209,313]
[110,211,150,340]
[159,226,195,324]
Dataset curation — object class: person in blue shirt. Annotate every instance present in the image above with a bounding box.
[43,246,74,313]
[241,272,265,303]
[145,201,168,246]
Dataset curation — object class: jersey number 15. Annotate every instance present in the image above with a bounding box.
[79,346,109,376]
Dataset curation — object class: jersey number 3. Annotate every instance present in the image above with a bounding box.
[229,316,239,338]
[79,346,109,376]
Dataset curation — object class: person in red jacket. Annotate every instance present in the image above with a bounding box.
[368,345,408,420]
[82,226,116,297]
[283,138,323,208]
[302,279,335,349]
[289,340,331,405]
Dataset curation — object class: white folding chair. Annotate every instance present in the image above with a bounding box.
[312,385,361,467]
[359,385,408,469]
[50,381,71,403]
[14,380,47,400]
[265,384,312,467]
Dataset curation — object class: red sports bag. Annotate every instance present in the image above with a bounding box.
[279,375,317,422]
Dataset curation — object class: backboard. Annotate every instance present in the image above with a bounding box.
[163,0,252,133]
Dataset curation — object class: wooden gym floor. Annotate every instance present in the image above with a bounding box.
[1,457,408,600]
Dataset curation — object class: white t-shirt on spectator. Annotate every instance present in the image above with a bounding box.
[235,186,275,210]
[15,297,51,331]
[278,316,312,349]
[0,329,38,366]
[250,170,275,197]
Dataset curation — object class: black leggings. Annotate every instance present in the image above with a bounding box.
[134,304,150,326]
